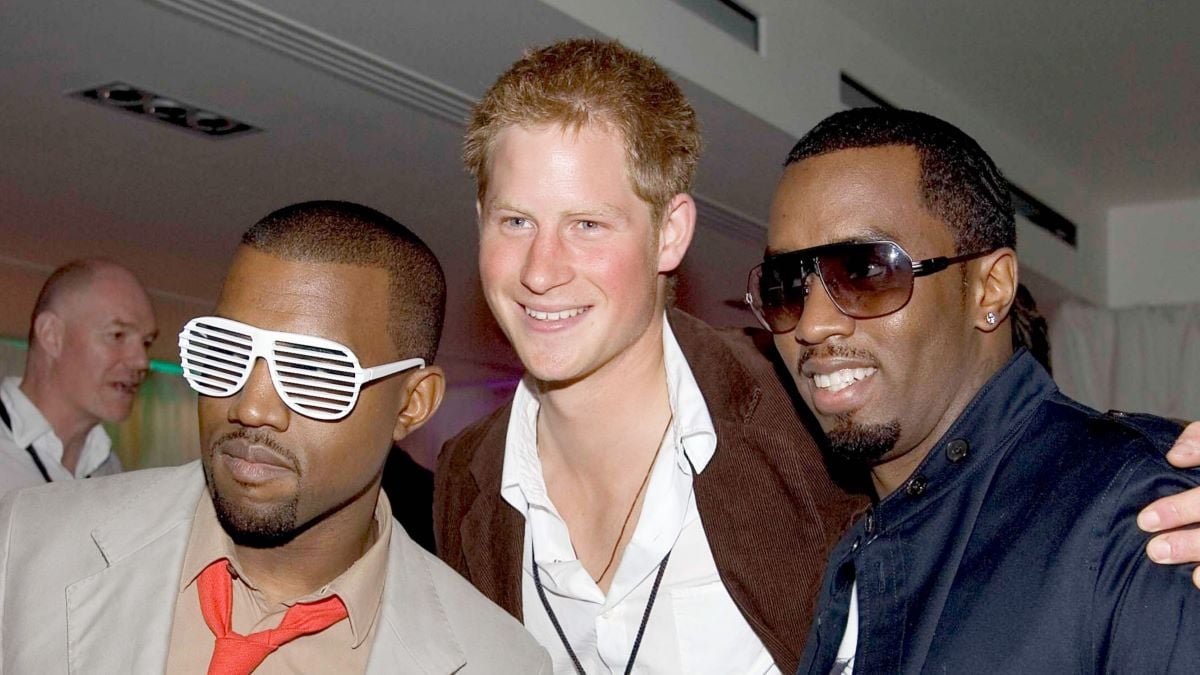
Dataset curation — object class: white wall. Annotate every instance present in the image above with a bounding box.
[1107,197,1200,308]
[538,0,1108,304]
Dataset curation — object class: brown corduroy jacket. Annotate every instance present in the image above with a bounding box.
[433,309,866,673]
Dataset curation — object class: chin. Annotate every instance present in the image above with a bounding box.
[211,488,302,548]
[825,413,902,465]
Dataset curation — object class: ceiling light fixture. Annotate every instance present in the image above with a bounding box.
[72,82,259,138]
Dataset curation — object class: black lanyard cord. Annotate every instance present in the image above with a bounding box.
[531,541,671,675]
[0,398,53,483]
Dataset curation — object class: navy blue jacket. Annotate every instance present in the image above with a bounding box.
[799,350,1199,674]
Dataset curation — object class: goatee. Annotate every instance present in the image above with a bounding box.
[826,414,901,465]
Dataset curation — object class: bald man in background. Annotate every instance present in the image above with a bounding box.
[0,259,157,497]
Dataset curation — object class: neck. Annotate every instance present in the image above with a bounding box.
[869,347,1011,495]
[19,373,98,472]
[535,312,672,485]
[232,482,380,605]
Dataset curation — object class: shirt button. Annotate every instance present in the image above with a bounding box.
[946,439,970,463]
[850,537,862,552]
[906,475,928,498]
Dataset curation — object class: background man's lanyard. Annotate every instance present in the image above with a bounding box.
[0,399,53,483]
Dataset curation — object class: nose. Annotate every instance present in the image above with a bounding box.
[226,358,290,431]
[792,274,856,345]
[520,227,573,294]
[129,341,150,381]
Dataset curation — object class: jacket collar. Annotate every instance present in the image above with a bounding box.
[71,462,469,674]
[870,349,1055,534]
[67,463,206,673]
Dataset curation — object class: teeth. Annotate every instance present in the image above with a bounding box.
[813,367,876,393]
[525,306,588,321]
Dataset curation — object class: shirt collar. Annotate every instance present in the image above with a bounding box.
[499,314,718,516]
[0,376,113,476]
[178,489,393,648]
[870,350,1056,533]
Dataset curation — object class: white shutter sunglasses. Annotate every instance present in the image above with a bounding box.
[178,316,425,421]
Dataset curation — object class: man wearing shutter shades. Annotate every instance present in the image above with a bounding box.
[754,108,1200,673]
[0,201,549,674]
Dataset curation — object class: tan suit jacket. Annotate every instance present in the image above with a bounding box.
[0,462,550,674]
[435,309,867,673]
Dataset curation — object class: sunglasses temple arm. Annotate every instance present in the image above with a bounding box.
[913,249,995,277]
[911,257,950,277]
[361,357,426,384]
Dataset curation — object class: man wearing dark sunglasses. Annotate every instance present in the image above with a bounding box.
[0,201,549,673]
[758,108,1200,673]
[434,39,1200,675]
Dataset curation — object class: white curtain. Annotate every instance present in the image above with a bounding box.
[1050,301,1200,420]
[0,340,200,470]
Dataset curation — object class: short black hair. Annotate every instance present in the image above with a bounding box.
[241,201,446,363]
[785,108,1015,254]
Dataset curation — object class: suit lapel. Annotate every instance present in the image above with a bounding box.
[368,525,466,674]
[459,406,525,619]
[65,463,206,674]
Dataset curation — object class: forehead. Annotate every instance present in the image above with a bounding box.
[483,123,641,211]
[767,145,952,255]
[63,268,155,329]
[216,248,392,356]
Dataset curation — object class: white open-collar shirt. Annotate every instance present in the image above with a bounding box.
[500,317,780,674]
[0,376,121,498]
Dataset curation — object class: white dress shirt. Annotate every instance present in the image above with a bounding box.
[0,376,121,498]
[500,318,780,675]
[833,582,858,674]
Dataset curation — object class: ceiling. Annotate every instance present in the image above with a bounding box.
[825,0,1200,207]
[2,0,1195,383]
[0,0,784,381]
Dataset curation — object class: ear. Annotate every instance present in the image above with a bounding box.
[33,312,65,358]
[972,247,1018,332]
[657,193,696,274]
[392,366,446,442]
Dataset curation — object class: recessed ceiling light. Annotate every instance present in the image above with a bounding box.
[72,82,259,138]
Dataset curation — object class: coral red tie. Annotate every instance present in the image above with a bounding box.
[197,559,348,675]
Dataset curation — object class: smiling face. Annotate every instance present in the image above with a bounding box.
[478,123,687,385]
[768,145,989,480]
[52,267,157,423]
[198,247,409,545]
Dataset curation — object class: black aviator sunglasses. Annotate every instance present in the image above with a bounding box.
[745,240,994,334]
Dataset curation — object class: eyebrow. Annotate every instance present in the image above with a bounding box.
[108,319,158,340]
[766,226,896,256]
[484,199,629,221]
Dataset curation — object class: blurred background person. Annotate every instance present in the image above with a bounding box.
[0,259,157,497]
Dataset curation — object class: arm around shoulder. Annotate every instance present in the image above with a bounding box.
[1098,446,1200,673]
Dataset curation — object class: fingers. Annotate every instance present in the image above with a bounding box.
[1166,421,1200,468]
[1138,485,1200,533]
[1145,528,1200,574]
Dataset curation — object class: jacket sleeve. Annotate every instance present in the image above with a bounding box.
[1094,446,1200,673]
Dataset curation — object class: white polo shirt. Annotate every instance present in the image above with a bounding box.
[499,318,780,674]
[0,377,122,499]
